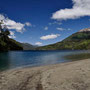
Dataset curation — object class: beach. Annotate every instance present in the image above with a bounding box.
[0,59,90,90]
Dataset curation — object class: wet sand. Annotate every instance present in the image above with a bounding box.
[0,59,90,90]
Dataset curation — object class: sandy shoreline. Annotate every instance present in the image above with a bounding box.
[0,59,90,90]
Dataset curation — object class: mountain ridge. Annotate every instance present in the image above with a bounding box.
[36,28,90,50]
[21,43,38,50]
[0,36,23,51]
[79,28,90,32]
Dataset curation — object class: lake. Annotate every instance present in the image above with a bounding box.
[0,50,90,71]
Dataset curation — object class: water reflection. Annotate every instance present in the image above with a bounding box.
[0,50,90,70]
[65,52,90,60]
[0,52,10,70]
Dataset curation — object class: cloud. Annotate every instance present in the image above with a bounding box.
[9,31,16,38]
[44,26,48,30]
[40,34,60,40]
[57,28,72,31]
[0,14,5,20]
[0,14,31,33]
[57,27,64,31]
[25,22,32,26]
[35,42,42,46]
[49,21,62,25]
[52,0,90,20]
[68,28,72,30]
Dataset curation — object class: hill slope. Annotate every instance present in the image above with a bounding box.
[21,43,38,50]
[37,28,90,50]
[0,21,23,51]
[0,36,23,51]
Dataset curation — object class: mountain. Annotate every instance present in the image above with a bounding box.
[0,36,37,51]
[37,28,90,50]
[21,43,38,50]
[0,36,23,51]
[0,21,23,51]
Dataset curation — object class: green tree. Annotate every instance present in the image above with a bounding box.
[0,20,10,37]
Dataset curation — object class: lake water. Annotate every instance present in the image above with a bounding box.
[0,50,90,71]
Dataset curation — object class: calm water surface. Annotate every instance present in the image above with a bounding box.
[0,50,90,70]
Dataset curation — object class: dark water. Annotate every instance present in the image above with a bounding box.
[0,50,90,71]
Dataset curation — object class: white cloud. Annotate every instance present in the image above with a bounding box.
[44,26,48,30]
[35,42,42,46]
[9,31,16,38]
[57,27,64,31]
[0,14,31,33]
[40,34,60,40]
[25,22,32,26]
[5,19,25,33]
[52,0,90,20]
[49,21,62,25]
[0,14,5,20]
[57,28,72,31]
[68,28,72,30]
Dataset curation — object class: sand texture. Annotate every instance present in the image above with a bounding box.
[0,59,90,90]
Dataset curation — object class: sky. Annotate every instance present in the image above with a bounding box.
[0,0,90,46]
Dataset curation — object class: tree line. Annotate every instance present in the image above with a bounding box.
[0,20,10,37]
